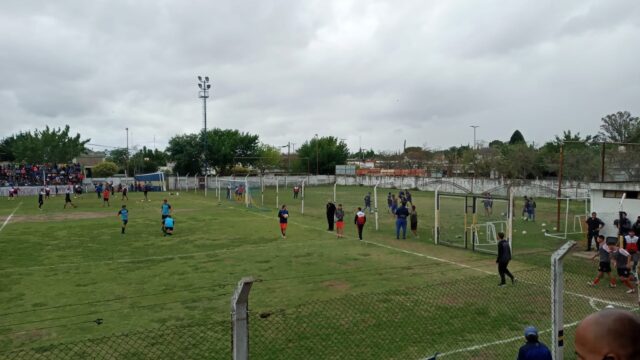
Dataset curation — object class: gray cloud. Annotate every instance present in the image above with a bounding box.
[0,0,639,154]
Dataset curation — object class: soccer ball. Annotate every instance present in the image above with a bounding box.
[522,231,527,235]
[553,227,557,231]
[283,214,288,218]
[176,192,180,196]
[541,223,546,227]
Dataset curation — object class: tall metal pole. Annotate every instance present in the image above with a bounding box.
[557,144,564,230]
[125,127,129,178]
[198,76,211,177]
[470,125,479,149]
[315,134,319,176]
[287,142,291,173]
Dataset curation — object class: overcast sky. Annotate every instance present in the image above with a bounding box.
[1,1,639,154]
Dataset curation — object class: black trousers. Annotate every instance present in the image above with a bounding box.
[587,230,599,251]
[327,215,334,231]
[357,224,364,240]
[498,261,514,284]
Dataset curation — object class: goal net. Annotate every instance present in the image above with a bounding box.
[220,177,271,211]
[435,192,473,249]
[436,190,513,255]
[472,195,512,254]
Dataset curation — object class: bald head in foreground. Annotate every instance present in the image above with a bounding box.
[574,308,640,359]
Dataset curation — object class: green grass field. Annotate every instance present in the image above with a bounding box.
[0,185,636,359]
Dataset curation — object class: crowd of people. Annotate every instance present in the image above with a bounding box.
[586,211,640,295]
[0,162,84,187]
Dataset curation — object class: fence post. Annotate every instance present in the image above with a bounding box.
[231,277,254,360]
[551,241,575,360]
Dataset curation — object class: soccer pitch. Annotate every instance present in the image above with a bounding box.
[0,185,634,359]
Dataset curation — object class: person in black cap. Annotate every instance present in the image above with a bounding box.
[517,326,551,360]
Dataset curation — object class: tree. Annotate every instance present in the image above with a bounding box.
[0,137,16,161]
[167,129,262,176]
[205,129,260,175]
[497,143,542,179]
[92,161,119,177]
[166,133,202,176]
[9,125,89,163]
[351,149,376,160]
[508,130,525,145]
[598,111,640,143]
[254,144,282,173]
[106,148,129,173]
[129,147,168,174]
[295,136,349,174]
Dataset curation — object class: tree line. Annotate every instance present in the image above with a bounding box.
[0,111,637,179]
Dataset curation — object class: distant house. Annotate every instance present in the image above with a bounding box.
[75,151,106,178]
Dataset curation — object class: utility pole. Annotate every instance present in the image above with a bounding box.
[470,125,479,149]
[125,127,129,177]
[314,134,319,175]
[198,76,211,175]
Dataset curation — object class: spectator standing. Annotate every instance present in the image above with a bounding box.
[326,201,336,231]
[585,212,605,251]
[410,205,419,238]
[615,212,632,237]
[395,203,409,240]
[354,207,366,240]
[363,192,372,213]
[516,326,552,360]
[482,193,493,216]
[335,204,345,238]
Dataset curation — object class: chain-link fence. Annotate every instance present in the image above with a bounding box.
[4,248,637,359]
[1,320,230,360]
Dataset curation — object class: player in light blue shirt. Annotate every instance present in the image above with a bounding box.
[117,205,129,235]
[163,215,174,236]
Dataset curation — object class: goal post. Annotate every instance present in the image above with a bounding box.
[436,189,513,255]
[544,197,590,240]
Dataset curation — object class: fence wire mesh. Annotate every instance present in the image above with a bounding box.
[1,320,230,360]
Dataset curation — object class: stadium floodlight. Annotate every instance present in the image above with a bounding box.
[207,84,211,89]
[198,83,203,89]
[198,76,202,81]
[205,76,209,82]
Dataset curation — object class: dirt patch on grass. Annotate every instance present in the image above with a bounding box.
[5,212,112,223]
[322,280,351,292]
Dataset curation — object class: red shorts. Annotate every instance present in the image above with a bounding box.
[280,223,288,231]
[336,221,344,230]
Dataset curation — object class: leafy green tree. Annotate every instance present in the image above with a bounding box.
[351,149,376,160]
[254,144,282,173]
[295,136,349,174]
[9,125,89,163]
[0,137,16,161]
[106,148,129,173]
[205,129,260,175]
[508,130,525,145]
[166,133,202,176]
[129,147,168,174]
[167,129,261,176]
[92,161,119,177]
[598,111,640,143]
[497,143,543,179]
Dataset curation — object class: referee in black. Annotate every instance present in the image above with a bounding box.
[585,212,605,252]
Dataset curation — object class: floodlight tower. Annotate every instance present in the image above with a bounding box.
[198,76,212,175]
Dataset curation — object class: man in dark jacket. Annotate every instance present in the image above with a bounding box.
[585,212,605,251]
[517,326,552,360]
[496,232,515,286]
[326,201,336,231]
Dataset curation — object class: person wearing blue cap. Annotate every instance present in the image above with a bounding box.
[517,326,551,360]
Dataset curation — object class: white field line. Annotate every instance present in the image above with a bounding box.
[0,201,22,233]
[433,320,581,359]
[232,206,633,310]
